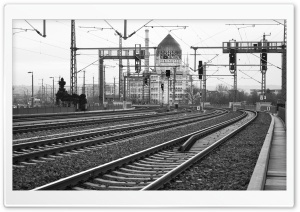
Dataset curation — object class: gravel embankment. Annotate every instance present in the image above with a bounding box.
[13,111,241,190]
[160,112,271,190]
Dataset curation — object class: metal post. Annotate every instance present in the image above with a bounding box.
[193,48,196,94]
[172,67,176,106]
[200,72,202,110]
[149,76,151,104]
[99,50,104,105]
[282,20,287,103]
[124,76,126,101]
[49,77,54,106]
[41,79,43,106]
[83,70,86,95]
[52,77,54,105]
[203,63,207,102]
[119,36,122,100]
[162,83,164,107]
[113,77,116,100]
[142,76,144,103]
[46,84,47,104]
[43,20,46,37]
[70,20,77,94]
[234,53,237,102]
[28,72,34,107]
[167,78,170,110]
[93,76,94,104]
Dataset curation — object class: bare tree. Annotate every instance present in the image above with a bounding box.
[183,86,200,105]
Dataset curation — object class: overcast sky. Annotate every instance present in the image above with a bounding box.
[12,19,284,91]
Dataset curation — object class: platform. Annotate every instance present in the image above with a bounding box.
[264,115,286,190]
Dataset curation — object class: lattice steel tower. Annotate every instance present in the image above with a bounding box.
[70,20,77,94]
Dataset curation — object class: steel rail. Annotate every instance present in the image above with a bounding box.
[13,108,153,122]
[13,110,221,152]
[14,110,227,164]
[13,111,178,134]
[31,110,249,190]
[142,110,257,190]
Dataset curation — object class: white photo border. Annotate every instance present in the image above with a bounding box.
[4,3,294,207]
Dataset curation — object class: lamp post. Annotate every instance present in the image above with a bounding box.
[50,77,54,105]
[28,72,33,107]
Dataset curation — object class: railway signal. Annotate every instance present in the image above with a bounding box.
[261,49,268,71]
[229,48,236,71]
[144,77,148,85]
[161,83,164,91]
[198,61,203,79]
[166,70,170,77]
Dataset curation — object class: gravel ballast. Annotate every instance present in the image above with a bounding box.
[160,112,271,190]
[13,111,241,190]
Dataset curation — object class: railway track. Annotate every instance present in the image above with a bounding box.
[31,110,257,191]
[13,108,156,123]
[13,110,187,134]
[13,110,227,165]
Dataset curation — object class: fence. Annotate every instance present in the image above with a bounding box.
[277,107,286,124]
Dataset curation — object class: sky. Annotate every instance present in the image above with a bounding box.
[12,19,284,92]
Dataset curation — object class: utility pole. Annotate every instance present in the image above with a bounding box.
[167,77,170,110]
[113,77,116,100]
[39,79,43,106]
[260,33,270,101]
[203,63,207,102]
[119,36,122,100]
[82,70,86,95]
[93,76,95,104]
[50,77,54,105]
[282,20,287,103]
[104,66,106,101]
[28,72,34,107]
[162,82,164,107]
[172,67,176,106]
[70,20,77,94]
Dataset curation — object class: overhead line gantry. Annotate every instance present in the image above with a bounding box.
[191,36,286,103]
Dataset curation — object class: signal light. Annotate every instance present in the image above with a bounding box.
[261,51,267,70]
[144,78,148,85]
[229,49,236,63]
[161,84,164,91]
[198,61,203,79]
[166,70,170,77]
[261,53,267,63]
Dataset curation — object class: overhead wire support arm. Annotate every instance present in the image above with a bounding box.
[104,20,123,38]
[125,20,153,40]
[25,19,46,37]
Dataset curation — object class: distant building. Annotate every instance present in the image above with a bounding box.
[127,34,192,104]
[250,89,281,95]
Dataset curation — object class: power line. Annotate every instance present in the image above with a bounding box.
[249,53,282,70]
[239,69,261,84]
[14,46,69,60]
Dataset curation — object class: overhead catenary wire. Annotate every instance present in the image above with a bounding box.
[249,53,282,70]
[239,69,261,84]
